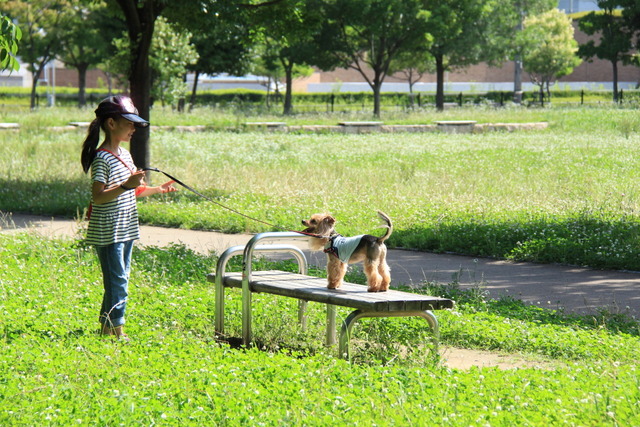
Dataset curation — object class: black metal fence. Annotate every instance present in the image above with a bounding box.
[1,88,638,111]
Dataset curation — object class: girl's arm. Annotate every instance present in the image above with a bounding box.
[136,180,177,198]
[92,171,146,204]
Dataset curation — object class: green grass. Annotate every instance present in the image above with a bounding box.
[2,104,640,425]
[0,234,638,425]
[2,105,640,270]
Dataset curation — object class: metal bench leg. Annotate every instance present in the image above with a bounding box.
[338,310,440,360]
[242,278,252,347]
[298,300,308,330]
[421,310,440,344]
[326,304,337,346]
[215,283,225,334]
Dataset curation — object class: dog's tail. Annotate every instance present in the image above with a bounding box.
[376,211,393,243]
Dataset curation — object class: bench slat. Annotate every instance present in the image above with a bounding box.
[210,270,454,311]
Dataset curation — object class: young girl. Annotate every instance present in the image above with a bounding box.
[81,95,176,340]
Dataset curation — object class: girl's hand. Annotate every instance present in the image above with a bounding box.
[159,180,177,194]
[124,170,146,188]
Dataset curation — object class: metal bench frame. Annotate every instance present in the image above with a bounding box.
[209,232,453,359]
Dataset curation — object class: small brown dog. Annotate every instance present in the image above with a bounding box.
[301,211,392,292]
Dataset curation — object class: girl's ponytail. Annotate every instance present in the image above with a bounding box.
[81,118,102,173]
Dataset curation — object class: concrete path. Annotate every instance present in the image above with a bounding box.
[2,212,639,316]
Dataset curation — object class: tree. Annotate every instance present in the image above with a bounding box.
[148,17,198,107]
[578,2,631,103]
[389,49,434,94]
[251,0,321,115]
[252,39,286,109]
[58,1,123,107]
[108,0,280,169]
[422,0,509,111]
[0,14,22,72]
[164,2,253,111]
[519,8,582,105]
[107,0,162,169]
[0,0,74,109]
[106,16,198,108]
[316,0,430,117]
[506,0,557,103]
[614,1,640,76]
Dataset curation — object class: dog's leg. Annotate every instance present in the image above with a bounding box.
[327,257,347,289]
[378,261,391,292]
[378,247,391,292]
[364,259,382,292]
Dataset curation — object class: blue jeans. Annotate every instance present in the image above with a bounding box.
[95,240,134,328]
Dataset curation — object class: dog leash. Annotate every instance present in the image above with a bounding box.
[141,167,323,238]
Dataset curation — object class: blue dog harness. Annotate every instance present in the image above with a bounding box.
[324,234,364,263]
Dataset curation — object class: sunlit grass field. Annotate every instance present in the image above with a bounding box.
[0,234,638,425]
[2,104,640,425]
[2,105,640,270]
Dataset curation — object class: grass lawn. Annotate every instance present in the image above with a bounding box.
[0,234,638,425]
[2,105,640,270]
[1,104,639,424]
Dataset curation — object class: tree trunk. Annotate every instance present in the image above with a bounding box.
[265,77,271,109]
[129,63,151,170]
[546,81,551,102]
[372,80,381,118]
[178,74,186,112]
[189,70,200,111]
[120,0,158,170]
[105,72,113,95]
[612,60,619,103]
[513,55,523,104]
[283,61,293,115]
[435,54,445,111]
[78,63,88,108]
[30,78,39,110]
[29,62,46,110]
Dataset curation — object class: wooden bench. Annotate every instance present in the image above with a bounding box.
[207,232,454,359]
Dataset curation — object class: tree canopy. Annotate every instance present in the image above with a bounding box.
[250,0,321,114]
[1,0,74,109]
[422,0,510,110]
[578,1,632,102]
[58,2,123,107]
[315,0,431,117]
[520,8,582,104]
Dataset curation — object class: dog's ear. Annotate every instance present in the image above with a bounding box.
[324,215,336,226]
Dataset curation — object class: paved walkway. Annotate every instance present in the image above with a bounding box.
[2,212,639,316]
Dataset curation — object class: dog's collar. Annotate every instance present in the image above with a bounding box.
[323,233,342,258]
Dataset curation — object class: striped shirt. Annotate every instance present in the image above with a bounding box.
[85,148,140,246]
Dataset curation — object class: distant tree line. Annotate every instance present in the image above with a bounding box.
[1,0,639,167]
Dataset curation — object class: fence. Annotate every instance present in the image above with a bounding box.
[1,88,638,111]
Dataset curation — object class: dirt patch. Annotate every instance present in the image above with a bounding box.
[441,347,558,370]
